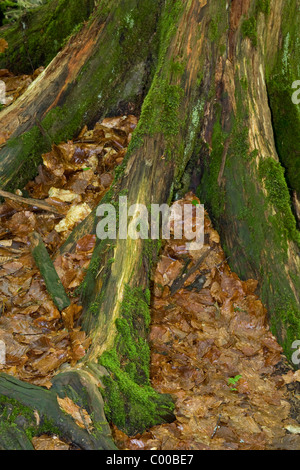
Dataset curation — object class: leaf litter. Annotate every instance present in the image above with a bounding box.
[112,193,300,451]
[0,113,138,449]
[0,66,44,108]
[0,111,299,449]
[0,115,137,392]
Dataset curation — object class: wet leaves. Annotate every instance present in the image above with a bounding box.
[57,396,92,430]
[0,66,44,107]
[114,193,300,451]
[32,434,71,451]
[0,39,8,54]
[0,104,298,449]
[0,115,137,386]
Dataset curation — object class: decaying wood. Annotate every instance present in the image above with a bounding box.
[0,189,66,215]
[0,0,299,450]
[0,370,116,450]
[170,248,212,296]
[29,231,70,311]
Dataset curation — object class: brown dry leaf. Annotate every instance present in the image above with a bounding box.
[76,234,96,253]
[57,396,93,430]
[0,66,43,108]
[61,304,82,330]
[48,187,79,203]
[0,131,10,145]
[70,330,91,362]
[282,369,300,384]
[55,203,91,233]
[0,39,8,53]
[32,435,70,451]
[2,260,23,275]
[29,349,69,376]
[209,229,220,244]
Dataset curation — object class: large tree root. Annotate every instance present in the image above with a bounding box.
[0,367,117,450]
[0,0,299,449]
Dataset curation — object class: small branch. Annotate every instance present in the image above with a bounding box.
[0,189,65,216]
[29,231,70,312]
[210,414,222,439]
[170,247,212,295]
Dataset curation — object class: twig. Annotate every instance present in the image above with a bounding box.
[211,415,222,439]
[0,189,66,216]
[170,247,212,295]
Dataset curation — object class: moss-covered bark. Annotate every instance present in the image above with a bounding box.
[265,0,300,197]
[0,0,95,73]
[198,0,300,359]
[0,0,160,192]
[0,0,299,449]
[0,370,117,450]
[30,231,70,311]
[75,0,222,434]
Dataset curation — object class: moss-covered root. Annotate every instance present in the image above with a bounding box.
[29,231,70,312]
[100,356,175,436]
[0,371,116,450]
[98,285,175,436]
[0,0,161,193]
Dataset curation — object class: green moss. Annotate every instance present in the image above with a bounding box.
[265,0,300,197]
[207,0,228,45]
[142,238,162,272]
[259,158,300,246]
[241,17,257,47]
[0,395,35,422]
[0,394,60,445]
[127,0,185,158]
[0,125,51,192]
[0,0,95,73]
[99,285,174,435]
[267,82,300,196]
[265,275,300,364]
[200,107,227,220]
[170,59,186,77]
[88,296,104,317]
[138,80,184,141]
[256,0,271,15]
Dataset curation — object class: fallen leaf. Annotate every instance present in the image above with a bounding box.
[0,39,8,54]
[57,396,93,430]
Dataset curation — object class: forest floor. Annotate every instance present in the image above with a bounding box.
[113,193,300,450]
[0,68,299,450]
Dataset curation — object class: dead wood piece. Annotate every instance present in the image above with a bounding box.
[170,248,212,295]
[29,231,70,311]
[0,189,66,216]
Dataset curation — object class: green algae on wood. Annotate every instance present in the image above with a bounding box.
[0,0,95,73]
[29,231,70,311]
[99,285,175,435]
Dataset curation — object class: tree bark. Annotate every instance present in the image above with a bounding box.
[0,0,95,73]
[0,0,299,449]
